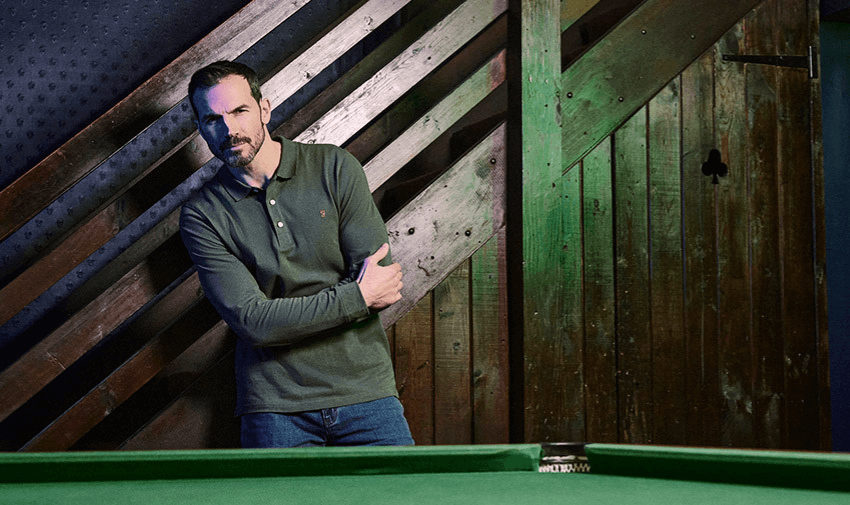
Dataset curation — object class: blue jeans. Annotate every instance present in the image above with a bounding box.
[240,396,415,448]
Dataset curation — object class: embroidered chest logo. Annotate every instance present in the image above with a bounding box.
[320,210,326,218]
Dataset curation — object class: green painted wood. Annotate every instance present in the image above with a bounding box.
[560,0,765,174]
[614,107,652,443]
[507,0,565,443]
[647,79,687,444]
[715,23,755,447]
[471,229,510,444]
[681,50,721,447]
[581,136,617,443]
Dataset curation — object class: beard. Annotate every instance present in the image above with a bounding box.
[215,126,266,168]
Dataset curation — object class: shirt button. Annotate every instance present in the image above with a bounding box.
[269,199,276,205]
[277,222,284,228]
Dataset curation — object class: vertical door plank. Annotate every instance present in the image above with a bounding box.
[393,293,435,445]
[746,0,784,449]
[434,261,472,444]
[614,107,652,443]
[715,23,755,447]
[582,137,618,443]
[648,79,687,444]
[471,229,510,444]
[560,157,587,442]
[776,0,820,450]
[681,50,721,447]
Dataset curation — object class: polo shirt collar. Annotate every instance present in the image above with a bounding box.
[217,136,298,201]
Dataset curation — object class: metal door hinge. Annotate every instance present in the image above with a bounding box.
[722,46,818,79]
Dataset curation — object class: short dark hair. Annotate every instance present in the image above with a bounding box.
[188,60,262,117]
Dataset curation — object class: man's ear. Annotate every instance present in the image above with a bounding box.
[260,97,272,125]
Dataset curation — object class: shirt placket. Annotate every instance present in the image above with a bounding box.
[264,181,295,253]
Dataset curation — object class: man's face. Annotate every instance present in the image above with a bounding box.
[192,74,271,168]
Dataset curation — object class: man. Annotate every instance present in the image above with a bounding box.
[180,60,414,447]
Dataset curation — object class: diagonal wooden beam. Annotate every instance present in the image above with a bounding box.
[560,0,765,172]
[0,0,311,242]
[381,123,507,327]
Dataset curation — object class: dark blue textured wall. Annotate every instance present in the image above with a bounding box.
[0,0,250,191]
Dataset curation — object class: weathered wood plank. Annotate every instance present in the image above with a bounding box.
[648,78,687,444]
[262,0,414,108]
[581,137,617,443]
[561,0,764,174]
[297,0,508,146]
[471,228,509,444]
[506,0,564,444]
[119,321,236,450]
[776,0,819,450]
[364,49,507,192]
[745,0,784,449]
[277,0,463,143]
[434,260,472,444]
[0,260,165,424]
[20,275,204,451]
[0,206,120,326]
[381,123,506,327]
[0,0,311,242]
[681,49,721,447]
[715,23,755,447]
[614,108,652,443]
[393,293,435,445]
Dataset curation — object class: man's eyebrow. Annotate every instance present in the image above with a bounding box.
[199,103,252,121]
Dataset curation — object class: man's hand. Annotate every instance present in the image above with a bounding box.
[357,243,403,309]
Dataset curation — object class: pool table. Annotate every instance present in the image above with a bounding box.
[1,443,848,504]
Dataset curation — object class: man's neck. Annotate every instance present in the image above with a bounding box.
[229,135,282,190]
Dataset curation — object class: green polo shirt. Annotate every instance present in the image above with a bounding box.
[180,136,398,415]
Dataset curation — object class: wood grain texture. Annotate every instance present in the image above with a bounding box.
[507,0,565,444]
[775,0,820,450]
[560,0,764,173]
[434,260,472,444]
[0,261,163,424]
[715,23,755,447]
[647,79,687,444]
[297,0,508,146]
[681,50,721,447]
[581,137,617,443]
[614,108,652,444]
[746,0,784,449]
[393,293,435,445]
[20,274,205,451]
[382,123,506,327]
[470,228,510,444]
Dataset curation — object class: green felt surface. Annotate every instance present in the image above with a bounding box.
[2,444,850,504]
[586,443,850,492]
[2,471,849,505]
